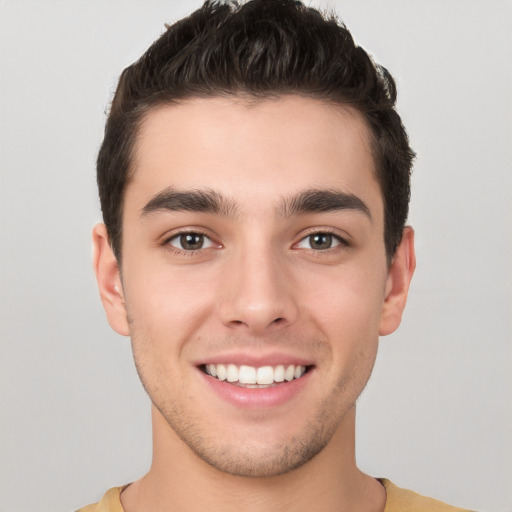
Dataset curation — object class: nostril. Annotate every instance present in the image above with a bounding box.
[224,313,291,332]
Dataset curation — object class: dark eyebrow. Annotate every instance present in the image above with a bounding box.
[279,189,372,220]
[141,187,239,218]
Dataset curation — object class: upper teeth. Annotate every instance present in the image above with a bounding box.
[205,364,306,385]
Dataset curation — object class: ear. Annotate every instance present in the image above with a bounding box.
[379,226,416,336]
[92,223,130,336]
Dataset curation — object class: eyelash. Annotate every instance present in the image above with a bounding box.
[162,230,218,256]
[294,229,349,252]
[162,228,349,256]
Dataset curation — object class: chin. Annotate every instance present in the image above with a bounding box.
[187,436,327,478]
[159,401,344,478]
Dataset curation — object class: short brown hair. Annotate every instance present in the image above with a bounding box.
[97,0,414,263]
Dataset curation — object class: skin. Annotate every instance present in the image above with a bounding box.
[93,95,415,512]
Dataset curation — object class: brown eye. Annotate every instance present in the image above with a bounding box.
[309,233,333,250]
[168,232,214,251]
[296,232,343,251]
[180,233,204,250]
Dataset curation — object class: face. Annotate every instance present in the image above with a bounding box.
[94,95,414,477]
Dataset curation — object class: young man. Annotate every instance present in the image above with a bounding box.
[81,1,472,511]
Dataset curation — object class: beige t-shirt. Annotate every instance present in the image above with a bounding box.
[76,479,473,511]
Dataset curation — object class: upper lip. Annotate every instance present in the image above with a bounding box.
[194,352,315,368]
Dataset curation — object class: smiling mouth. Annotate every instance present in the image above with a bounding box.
[201,363,311,388]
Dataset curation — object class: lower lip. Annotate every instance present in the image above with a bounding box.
[198,368,312,409]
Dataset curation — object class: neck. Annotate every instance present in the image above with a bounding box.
[121,405,386,512]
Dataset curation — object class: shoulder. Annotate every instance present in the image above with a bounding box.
[380,479,475,512]
[75,486,127,512]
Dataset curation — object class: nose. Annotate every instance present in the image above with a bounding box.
[218,246,298,335]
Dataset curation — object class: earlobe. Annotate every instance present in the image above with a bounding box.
[92,223,130,336]
[379,227,416,336]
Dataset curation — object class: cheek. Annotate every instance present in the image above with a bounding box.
[300,262,386,336]
[297,261,386,389]
[122,263,219,350]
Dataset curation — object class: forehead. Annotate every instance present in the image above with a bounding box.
[128,95,381,218]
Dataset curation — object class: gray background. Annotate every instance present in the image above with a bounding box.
[0,1,510,511]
